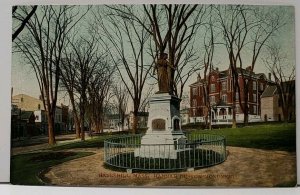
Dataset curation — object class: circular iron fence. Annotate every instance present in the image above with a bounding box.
[104,133,226,172]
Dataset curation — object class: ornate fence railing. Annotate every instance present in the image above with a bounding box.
[104,133,226,171]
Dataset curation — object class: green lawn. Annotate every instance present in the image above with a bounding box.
[11,151,94,185]
[190,123,296,152]
[50,123,296,152]
[49,134,119,151]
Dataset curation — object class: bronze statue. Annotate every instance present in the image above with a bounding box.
[154,53,169,93]
[154,52,176,95]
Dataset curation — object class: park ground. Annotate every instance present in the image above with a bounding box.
[10,123,297,187]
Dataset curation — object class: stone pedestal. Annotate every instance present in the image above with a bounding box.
[134,93,186,159]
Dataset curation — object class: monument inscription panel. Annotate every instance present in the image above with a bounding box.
[152,119,166,131]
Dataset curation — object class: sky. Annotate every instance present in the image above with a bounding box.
[11,4,295,107]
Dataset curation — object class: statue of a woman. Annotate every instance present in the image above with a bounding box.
[154,53,169,93]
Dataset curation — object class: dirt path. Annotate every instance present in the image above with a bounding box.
[43,147,296,187]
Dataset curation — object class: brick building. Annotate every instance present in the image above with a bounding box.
[189,67,274,125]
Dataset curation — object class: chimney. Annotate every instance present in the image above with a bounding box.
[268,73,272,81]
[216,67,219,72]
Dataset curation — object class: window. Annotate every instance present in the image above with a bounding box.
[210,84,216,93]
[192,87,197,96]
[21,97,23,102]
[222,94,227,103]
[193,99,197,107]
[222,81,227,91]
[253,81,257,90]
[236,92,239,100]
[253,105,257,114]
[236,105,240,113]
[210,96,215,104]
[253,94,257,102]
[35,115,39,120]
[38,104,41,110]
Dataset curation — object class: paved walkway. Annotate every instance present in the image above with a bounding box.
[42,147,296,187]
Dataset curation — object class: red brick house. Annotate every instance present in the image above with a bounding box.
[189,67,274,125]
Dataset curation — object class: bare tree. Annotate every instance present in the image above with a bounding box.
[236,6,284,125]
[214,5,256,128]
[139,85,154,113]
[112,82,129,131]
[60,53,81,138]
[106,5,207,99]
[13,6,88,144]
[62,34,103,140]
[12,5,37,41]
[201,10,215,129]
[93,6,154,134]
[264,43,295,122]
[87,60,115,133]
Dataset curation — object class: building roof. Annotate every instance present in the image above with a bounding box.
[261,86,277,98]
[12,94,44,111]
[12,94,67,112]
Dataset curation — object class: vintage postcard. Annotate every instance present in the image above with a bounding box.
[10,2,297,188]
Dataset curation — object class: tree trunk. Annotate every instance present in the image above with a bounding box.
[74,114,81,138]
[80,117,85,141]
[132,113,138,134]
[80,104,85,141]
[231,70,237,129]
[47,114,56,145]
[243,111,249,126]
[282,107,289,123]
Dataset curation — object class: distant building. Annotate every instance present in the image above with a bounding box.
[104,114,121,130]
[180,108,190,125]
[12,94,66,135]
[189,67,274,125]
[11,109,37,139]
[261,81,295,122]
[128,111,149,129]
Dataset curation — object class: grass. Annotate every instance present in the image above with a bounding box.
[48,123,296,152]
[190,123,296,152]
[10,151,94,185]
[49,132,129,151]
